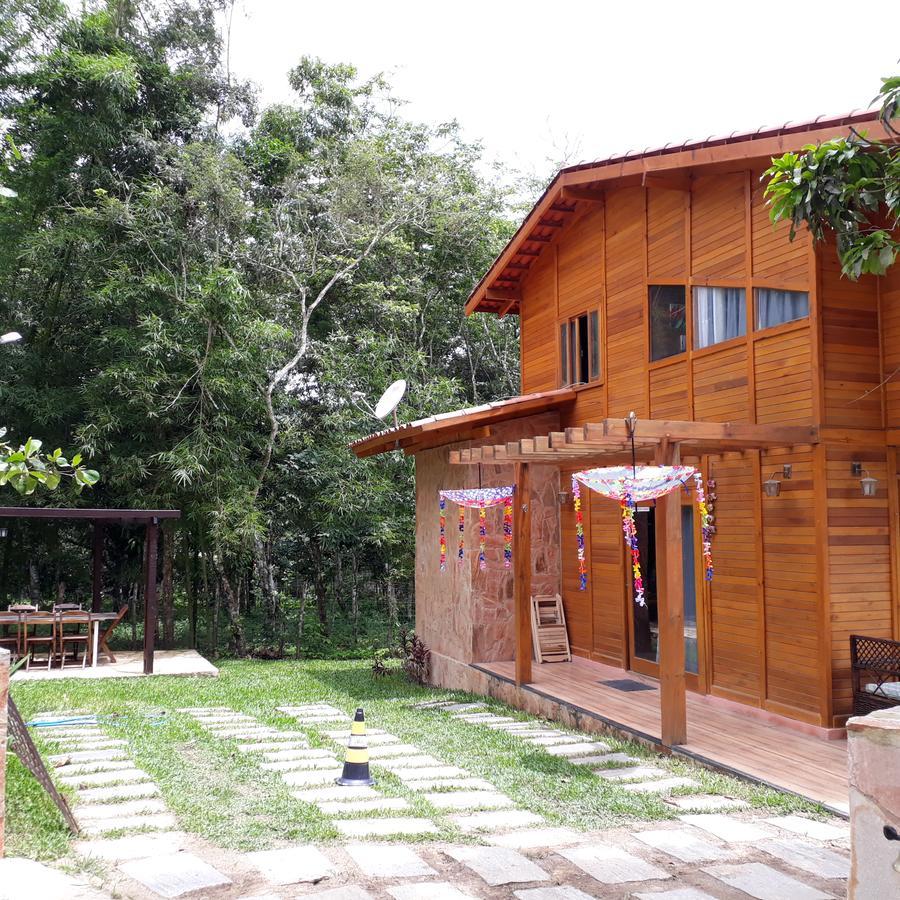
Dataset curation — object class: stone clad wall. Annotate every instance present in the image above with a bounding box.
[414,412,562,686]
[0,647,8,857]
[848,708,900,898]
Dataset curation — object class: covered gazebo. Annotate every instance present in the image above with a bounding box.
[0,507,181,674]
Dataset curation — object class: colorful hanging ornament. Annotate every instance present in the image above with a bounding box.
[693,472,714,581]
[573,478,587,591]
[620,494,645,606]
[503,497,513,569]
[439,497,447,572]
[572,464,714,603]
[478,507,487,571]
[438,486,515,571]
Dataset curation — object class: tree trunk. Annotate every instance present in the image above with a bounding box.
[184,537,197,649]
[211,579,220,658]
[295,580,307,660]
[214,550,244,656]
[386,572,398,646]
[350,552,359,645]
[161,524,175,648]
[313,554,329,636]
[253,533,280,640]
[28,559,40,603]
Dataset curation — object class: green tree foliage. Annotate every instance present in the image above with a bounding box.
[0,0,518,655]
[764,76,900,279]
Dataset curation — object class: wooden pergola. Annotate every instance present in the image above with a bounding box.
[449,418,819,747]
[0,507,181,674]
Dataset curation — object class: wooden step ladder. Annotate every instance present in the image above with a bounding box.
[530,594,571,663]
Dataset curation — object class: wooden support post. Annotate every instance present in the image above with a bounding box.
[91,522,104,613]
[514,462,533,686]
[655,444,687,746]
[143,518,159,675]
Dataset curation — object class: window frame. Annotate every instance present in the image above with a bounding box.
[648,283,688,362]
[753,287,810,333]
[559,308,602,387]
[692,284,748,351]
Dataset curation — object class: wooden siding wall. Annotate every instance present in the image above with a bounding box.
[509,165,900,729]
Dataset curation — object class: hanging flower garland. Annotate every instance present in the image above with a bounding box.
[571,465,714,603]
[620,494,645,606]
[573,478,587,591]
[503,497,513,567]
[693,472,714,581]
[439,486,515,572]
[439,497,447,571]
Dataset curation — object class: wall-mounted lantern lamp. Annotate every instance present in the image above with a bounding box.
[0,527,9,538]
[558,490,572,506]
[763,464,792,497]
[851,462,879,497]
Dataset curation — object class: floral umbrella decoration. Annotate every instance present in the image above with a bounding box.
[572,465,714,606]
[439,486,514,572]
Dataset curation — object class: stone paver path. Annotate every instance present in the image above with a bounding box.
[25,703,852,900]
[416,700,710,800]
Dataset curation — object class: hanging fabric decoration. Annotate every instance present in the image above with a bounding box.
[439,497,447,572]
[572,465,714,605]
[573,479,587,591]
[693,472,714,581]
[438,486,515,572]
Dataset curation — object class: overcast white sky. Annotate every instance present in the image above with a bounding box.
[229,0,899,181]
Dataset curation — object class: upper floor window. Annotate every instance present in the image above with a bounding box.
[693,286,746,349]
[649,285,686,361]
[560,310,600,385]
[755,288,809,330]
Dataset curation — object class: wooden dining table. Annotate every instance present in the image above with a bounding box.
[0,609,121,667]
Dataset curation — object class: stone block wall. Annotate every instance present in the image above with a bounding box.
[0,647,8,857]
[414,411,562,675]
[848,707,900,898]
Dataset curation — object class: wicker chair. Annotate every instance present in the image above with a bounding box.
[851,634,900,716]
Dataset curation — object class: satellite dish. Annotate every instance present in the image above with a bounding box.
[374,379,407,427]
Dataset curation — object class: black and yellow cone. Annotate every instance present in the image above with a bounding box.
[336,707,375,786]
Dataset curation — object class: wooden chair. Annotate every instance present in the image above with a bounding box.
[57,608,89,668]
[530,594,572,663]
[24,614,56,670]
[2,605,38,661]
[96,605,129,663]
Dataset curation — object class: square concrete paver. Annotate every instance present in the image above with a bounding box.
[293,785,378,803]
[49,748,128,764]
[118,852,232,898]
[486,827,585,849]
[82,812,178,835]
[544,742,612,757]
[445,846,550,886]
[380,755,443,769]
[281,768,344,786]
[59,768,151,788]
[387,882,477,899]
[666,795,748,812]
[345,843,437,878]
[334,818,438,838]
[759,838,850,879]
[514,888,597,900]
[74,831,188,862]
[679,814,772,842]
[569,753,638,767]
[0,858,107,900]
[623,777,699,794]
[632,890,720,900]
[634,828,730,862]
[523,735,586,746]
[425,790,513,810]
[245,845,333,885]
[319,797,410,814]
[311,887,375,900]
[55,760,135,776]
[394,766,467,781]
[405,777,495,792]
[77,782,160,803]
[76,798,168,820]
[764,815,849,841]
[450,809,544,832]
[595,765,667,781]
[557,844,670,884]
[703,862,832,900]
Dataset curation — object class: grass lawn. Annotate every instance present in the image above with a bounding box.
[6,658,825,861]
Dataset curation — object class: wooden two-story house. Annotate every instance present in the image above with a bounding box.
[353,109,898,809]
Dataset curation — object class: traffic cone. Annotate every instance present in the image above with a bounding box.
[336,707,375,786]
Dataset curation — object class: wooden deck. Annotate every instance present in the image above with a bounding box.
[475,655,849,816]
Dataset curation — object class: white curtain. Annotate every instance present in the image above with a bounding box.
[756,289,809,330]
[693,287,746,349]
